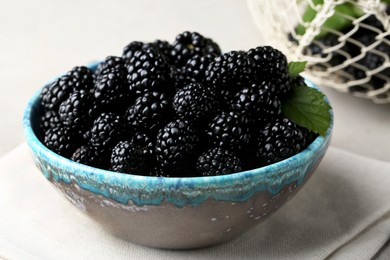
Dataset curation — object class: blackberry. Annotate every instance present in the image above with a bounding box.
[292,75,306,87]
[148,165,169,177]
[360,42,389,70]
[305,34,339,57]
[247,46,291,96]
[93,67,129,107]
[123,41,145,60]
[173,82,216,122]
[95,56,125,75]
[207,111,250,151]
[40,75,76,110]
[58,90,92,131]
[205,51,256,106]
[66,66,95,90]
[344,65,366,80]
[149,40,172,61]
[231,83,281,124]
[123,40,172,62]
[40,110,61,132]
[196,147,242,176]
[170,67,195,90]
[110,133,153,174]
[126,48,171,96]
[71,146,101,167]
[170,31,221,67]
[155,120,199,172]
[183,54,216,82]
[87,112,125,151]
[126,91,171,132]
[256,118,307,166]
[44,126,77,157]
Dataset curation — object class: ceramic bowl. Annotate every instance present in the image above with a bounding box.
[23,63,333,249]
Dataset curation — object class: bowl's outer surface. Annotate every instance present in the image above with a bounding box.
[23,64,333,249]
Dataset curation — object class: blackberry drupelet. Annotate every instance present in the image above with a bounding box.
[40,110,61,132]
[44,126,77,157]
[207,111,250,151]
[256,118,307,166]
[196,147,242,176]
[170,31,221,67]
[126,91,171,132]
[95,56,126,75]
[40,75,77,110]
[67,66,95,90]
[247,46,291,96]
[183,54,216,82]
[87,112,125,151]
[59,90,92,131]
[173,82,216,122]
[110,133,153,174]
[205,51,256,106]
[155,119,199,172]
[126,48,171,96]
[231,83,281,124]
[71,146,101,167]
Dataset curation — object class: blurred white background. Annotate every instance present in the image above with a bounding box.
[0,0,389,162]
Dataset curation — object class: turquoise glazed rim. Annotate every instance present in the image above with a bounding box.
[23,62,333,208]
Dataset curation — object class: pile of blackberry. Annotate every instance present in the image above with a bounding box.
[39,31,317,177]
[301,6,390,93]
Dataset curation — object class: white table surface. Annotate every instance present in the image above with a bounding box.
[0,0,389,258]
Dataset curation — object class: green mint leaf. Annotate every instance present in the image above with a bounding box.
[282,85,331,136]
[288,61,307,78]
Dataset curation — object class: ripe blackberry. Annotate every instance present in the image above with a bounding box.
[170,31,221,67]
[360,42,389,70]
[44,126,77,157]
[40,75,77,110]
[126,48,171,96]
[123,40,172,62]
[205,51,256,106]
[196,147,242,176]
[59,90,92,131]
[110,133,153,174]
[183,54,216,82]
[71,146,101,167]
[170,67,195,90]
[247,46,291,96]
[66,66,95,90]
[95,56,125,75]
[148,166,169,177]
[231,83,281,124]
[155,120,199,172]
[123,41,145,60]
[149,40,172,61]
[40,110,61,132]
[93,67,129,107]
[256,118,307,166]
[87,112,125,151]
[126,91,171,132]
[173,82,216,122]
[207,111,250,151]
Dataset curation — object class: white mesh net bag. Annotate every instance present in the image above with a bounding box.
[248,0,390,104]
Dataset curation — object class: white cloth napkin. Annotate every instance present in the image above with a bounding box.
[0,143,389,260]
